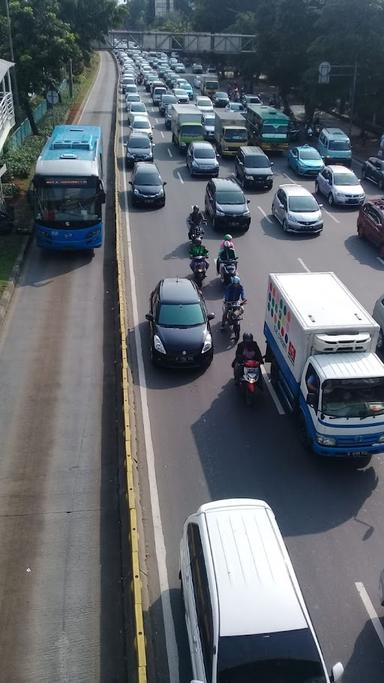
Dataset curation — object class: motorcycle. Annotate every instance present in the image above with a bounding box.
[187,216,206,242]
[237,360,261,406]
[220,259,238,286]
[190,255,208,287]
[223,301,244,342]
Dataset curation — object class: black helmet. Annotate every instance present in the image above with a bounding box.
[192,205,199,212]
[243,332,254,343]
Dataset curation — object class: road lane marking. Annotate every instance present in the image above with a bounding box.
[260,366,286,415]
[155,118,159,124]
[120,112,179,681]
[257,206,272,223]
[283,172,295,182]
[160,131,165,138]
[355,582,384,649]
[167,148,173,158]
[176,171,184,184]
[297,258,310,272]
[377,257,384,266]
[324,209,340,224]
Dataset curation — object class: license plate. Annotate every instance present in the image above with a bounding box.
[176,355,193,363]
[347,451,368,457]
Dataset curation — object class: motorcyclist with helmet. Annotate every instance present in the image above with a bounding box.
[189,236,209,274]
[216,235,237,275]
[232,332,264,386]
[221,275,247,330]
[188,205,205,237]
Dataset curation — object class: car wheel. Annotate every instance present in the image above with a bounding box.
[328,193,334,206]
[357,224,364,239]
[282,219,288,232]
[361,166,366,180]
[150,345,159,366]
[314,181,320,194]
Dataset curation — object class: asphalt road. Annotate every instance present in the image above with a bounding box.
[0,52,127,681]
[117,69,384,683]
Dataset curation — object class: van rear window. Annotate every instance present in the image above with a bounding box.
[329,140,351,151]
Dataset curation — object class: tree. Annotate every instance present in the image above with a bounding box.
[59,0,122,60]
[1,0,80,133]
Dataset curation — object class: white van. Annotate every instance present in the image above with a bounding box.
[180,498,344,683]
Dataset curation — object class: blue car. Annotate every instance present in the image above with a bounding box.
[288,144,325,177]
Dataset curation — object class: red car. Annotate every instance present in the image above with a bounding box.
[357,198,384,256]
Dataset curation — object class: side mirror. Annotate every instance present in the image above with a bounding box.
[318,203,323,208]
[163,181,167,186]
[247,199,250,204]
[145,313,153,321]
[306,392,318,409]
[207,313,215,320]
[129,181,133,186]
[330,663,344,682]
[270,161,274,166]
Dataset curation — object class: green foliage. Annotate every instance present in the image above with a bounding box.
[1,135,45,179]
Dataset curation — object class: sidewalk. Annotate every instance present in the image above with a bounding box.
[290,104,380,163]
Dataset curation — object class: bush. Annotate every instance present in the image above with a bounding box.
[0,135,46,180]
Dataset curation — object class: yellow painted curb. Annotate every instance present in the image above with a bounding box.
[114,63,148,683]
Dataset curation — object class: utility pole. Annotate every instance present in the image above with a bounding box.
[4,0,21,120]
[348,60,358,138]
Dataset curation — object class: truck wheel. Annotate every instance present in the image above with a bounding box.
[297,412,312,451]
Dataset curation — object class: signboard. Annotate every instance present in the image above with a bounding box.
[318,61,331,84]
[46,89,59,105]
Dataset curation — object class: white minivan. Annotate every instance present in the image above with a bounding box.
[180,498,344,683]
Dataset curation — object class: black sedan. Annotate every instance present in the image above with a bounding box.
[361,157,384,190]
[145,278,214,368]
[213,91,230,108]
[130,162,166,207]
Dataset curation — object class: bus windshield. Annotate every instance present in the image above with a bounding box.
[321,378,384,419]
[262,123,288,134]
[35,178,101,227]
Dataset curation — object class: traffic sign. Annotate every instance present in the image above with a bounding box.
[46,89,59,105]
[318,61,331,84]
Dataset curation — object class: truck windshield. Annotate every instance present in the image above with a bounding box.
[321,378,384,418]
[217,630,326,683]
[182,125,203,136]
[224,129,248,141]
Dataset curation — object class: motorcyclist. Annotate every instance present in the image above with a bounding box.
[232,332,264,386]
[189,236,209,260]
[221,276,247,330]
[217,239,237,275]
[189,204,205,227]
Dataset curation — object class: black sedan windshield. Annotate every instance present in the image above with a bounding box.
[216,190,244,205]
[136,172,161,185]
[158,303,204,327]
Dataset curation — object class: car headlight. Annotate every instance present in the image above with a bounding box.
[316,435,336,446]
[154,334,166,354]
[134,188,141,195]
[192,160,198,166]
[243,208,250,216]
[245,175,254,180]
[202,332,212,353]
[335,191,344,197]
[127,152,134,158]
[216,208,225,215]
[266,175,273,180]
[378,435,384,443]
[288,213,298,223]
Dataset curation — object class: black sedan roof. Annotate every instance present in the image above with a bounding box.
[159,278,201,304]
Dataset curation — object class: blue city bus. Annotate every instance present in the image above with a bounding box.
[32,125,105,251]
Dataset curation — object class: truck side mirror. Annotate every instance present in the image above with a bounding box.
[306,392,318,409]
[145,313,153,321]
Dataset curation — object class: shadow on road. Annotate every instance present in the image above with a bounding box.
[344,235,384,270]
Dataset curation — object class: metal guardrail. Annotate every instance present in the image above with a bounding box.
[0,92,15,149]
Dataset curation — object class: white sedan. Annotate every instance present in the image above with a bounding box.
[315,165,365,207]
[195,96,213,113]
[129,115,153,139]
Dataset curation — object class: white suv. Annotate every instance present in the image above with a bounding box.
[315,165,365,206]
[180,499,344,683]
[271,184,323,234]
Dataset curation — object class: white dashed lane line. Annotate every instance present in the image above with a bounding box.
[257,206,272,223]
